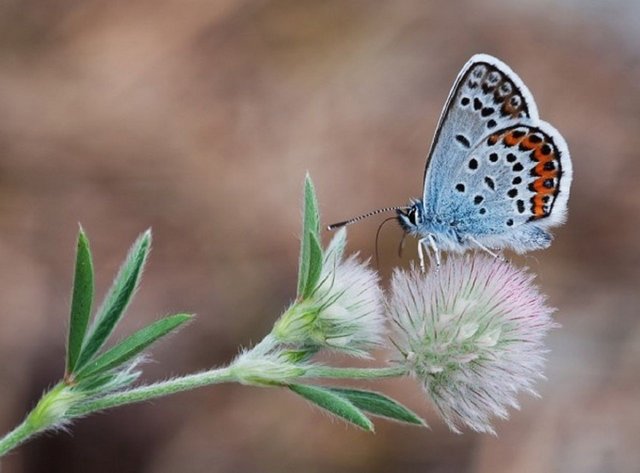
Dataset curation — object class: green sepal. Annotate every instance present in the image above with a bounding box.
[66,227,95,374]
[75,230,152,370]
[289,383,373,431]
[76,314,192,380]
[323,226,347,268]
[328,388,427,426]
[282,347,319,363]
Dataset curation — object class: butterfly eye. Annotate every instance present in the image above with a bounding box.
[408,208,418,225]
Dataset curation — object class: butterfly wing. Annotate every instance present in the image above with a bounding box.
[420,54,572,253]
[437,121,572,252]
[423,54,539,214]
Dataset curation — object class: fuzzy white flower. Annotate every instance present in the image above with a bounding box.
[388,254,557,434]
[273,228,385,357]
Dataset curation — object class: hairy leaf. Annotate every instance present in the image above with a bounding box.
[66,227,95,374]
[289,383,373,431]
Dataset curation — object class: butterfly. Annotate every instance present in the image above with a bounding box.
[329,54,573,270]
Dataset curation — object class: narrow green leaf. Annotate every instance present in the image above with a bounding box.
[297,175,320,298]
[289,383,373,431]
[328,388,427,426]
[303,174,320,238]
[66,227,95,374]
[301,232,323,298]
[74,372,117,392]
[75,230,152,370]
[76,314,192,379]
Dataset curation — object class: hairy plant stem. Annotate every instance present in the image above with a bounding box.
[69,367,236,416]
[71,366,406,416]
[304,366,407,379]
[0,419,34,457]
[0,354,405,458]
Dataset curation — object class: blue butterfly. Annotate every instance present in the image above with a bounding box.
[329,54,573,270]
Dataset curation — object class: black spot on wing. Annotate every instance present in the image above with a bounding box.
[456,135,471,148]
[484,176,495,190]
[481,107,495,117]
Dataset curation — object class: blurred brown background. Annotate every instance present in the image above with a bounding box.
[0,0,639,472]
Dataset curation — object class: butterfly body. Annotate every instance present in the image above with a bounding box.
[396,54,572,263]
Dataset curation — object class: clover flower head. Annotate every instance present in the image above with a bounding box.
[273,228,385,357]
[388,254,557,434]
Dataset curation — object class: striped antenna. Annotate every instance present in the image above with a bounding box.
[327,206,409,230]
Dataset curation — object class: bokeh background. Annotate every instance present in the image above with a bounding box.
[1,1,639,472]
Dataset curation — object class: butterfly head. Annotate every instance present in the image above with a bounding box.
[396,200,424,234]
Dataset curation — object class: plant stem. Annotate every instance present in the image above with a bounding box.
[0,419,35,457]
[303,366,407,379]
[70,365,406,416]
[69,367,235,416]
[0,357,406,457]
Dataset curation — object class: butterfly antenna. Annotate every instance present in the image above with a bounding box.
[327,206,408,231]
[374,216,399,269]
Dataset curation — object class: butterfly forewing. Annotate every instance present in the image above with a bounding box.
[423,55,539,209]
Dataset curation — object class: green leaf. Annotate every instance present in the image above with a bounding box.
[328,388,426,426]
[66,227,95,374]
[73,369,141,396]
[289,383,373,431]
[297,175,320,298]
[303,174,320,239]
[74,372,118,392]
[76,314,192,380]
[75,230,152,370]
[301,232,323,299]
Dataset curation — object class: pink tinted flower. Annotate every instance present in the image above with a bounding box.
[388,254,557,434]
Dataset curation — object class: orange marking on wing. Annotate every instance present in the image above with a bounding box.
[532,195,547,218]
[535,167,559,180]
[531,145,558,176]
[532,179,556,194]
[528,137,560,220]
[533,146,554,162]
[503,132,520,147]
[519,137,536,151]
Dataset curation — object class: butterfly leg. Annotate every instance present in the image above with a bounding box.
[417,235,440,272]
[417,238,427,272]
[467,236,506,261]
[427,234,441,268]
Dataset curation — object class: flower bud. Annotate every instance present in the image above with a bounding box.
[273,228,385,357]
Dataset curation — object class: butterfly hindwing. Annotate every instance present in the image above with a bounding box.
[435,121,572,247]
